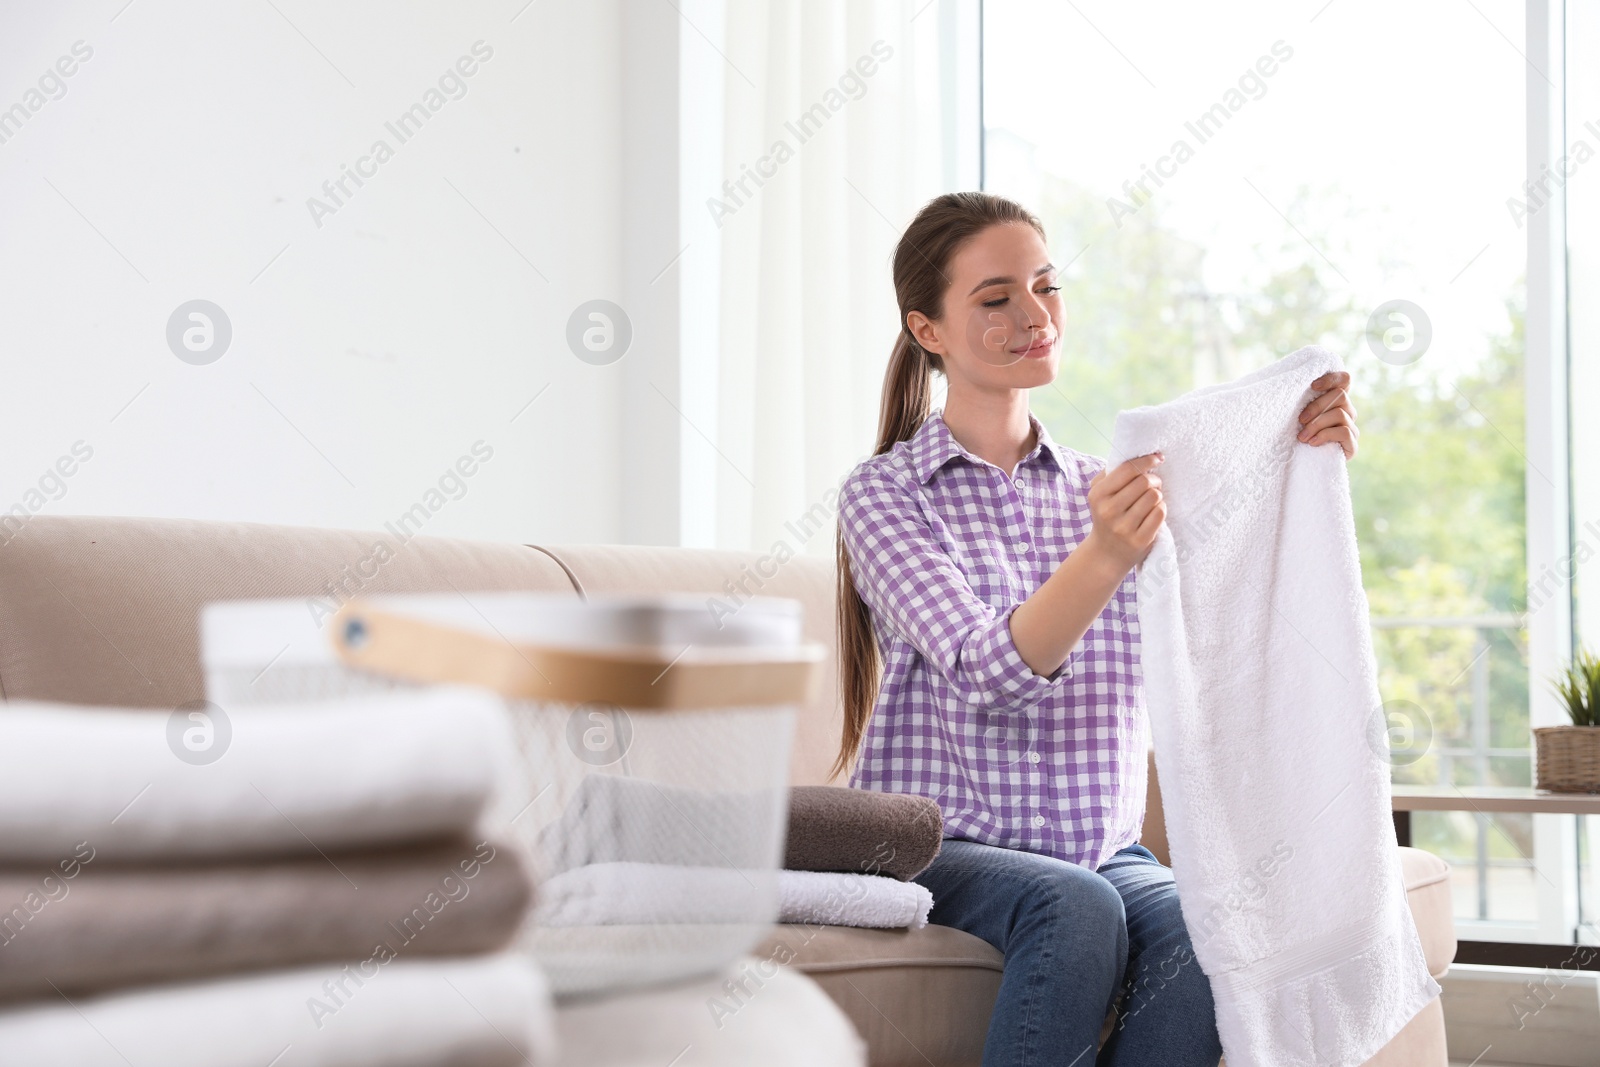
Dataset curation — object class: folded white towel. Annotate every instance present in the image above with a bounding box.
[532,863,931,930]
[0,951,554,1066]
[778,869,932,930]
[0,687,515,863]
[1110,347,1439,1067]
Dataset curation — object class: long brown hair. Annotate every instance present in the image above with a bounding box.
[832,191,1047,780]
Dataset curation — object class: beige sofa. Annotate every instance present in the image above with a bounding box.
[0,516,1456,1065]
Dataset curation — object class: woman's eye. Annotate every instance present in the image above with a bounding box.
[1037,285,1061,295]
[981,297,1009,308]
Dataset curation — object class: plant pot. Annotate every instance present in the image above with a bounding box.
[1533,725,1600,793]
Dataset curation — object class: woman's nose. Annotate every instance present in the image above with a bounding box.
[1019,290,1049,329]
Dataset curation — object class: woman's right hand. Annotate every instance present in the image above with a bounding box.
[1009,451,1166,677]
[1083,453,1166,569]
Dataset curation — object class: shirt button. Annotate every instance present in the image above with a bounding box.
[1019,540,1032,553]
[1032,815,1046,828]
[1027,751,1041,764]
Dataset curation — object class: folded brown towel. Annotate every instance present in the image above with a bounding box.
[784,787,944,881]
[0,836,531,1002]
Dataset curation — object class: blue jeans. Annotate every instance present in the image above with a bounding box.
[914,840,1222,1067]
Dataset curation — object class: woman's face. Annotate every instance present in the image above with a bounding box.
[907,220,1063,391]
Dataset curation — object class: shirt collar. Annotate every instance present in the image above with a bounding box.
[908,409,1064,485]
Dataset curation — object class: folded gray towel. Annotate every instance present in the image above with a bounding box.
[784,787,943,881]
[0,836,532,1003]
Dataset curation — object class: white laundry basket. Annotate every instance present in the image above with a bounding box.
[200,591,821,996]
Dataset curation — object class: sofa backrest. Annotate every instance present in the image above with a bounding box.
[0,515,576,710]
[0,517,1166,857]
[0,517,845,787]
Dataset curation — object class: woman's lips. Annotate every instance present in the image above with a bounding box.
[1012,334,1056,358]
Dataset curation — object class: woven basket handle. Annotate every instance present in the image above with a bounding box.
[328,601,821,709]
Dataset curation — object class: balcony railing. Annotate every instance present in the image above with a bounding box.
[1370,613,1533,925]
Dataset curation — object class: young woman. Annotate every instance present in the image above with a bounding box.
[833,191,1357,1066]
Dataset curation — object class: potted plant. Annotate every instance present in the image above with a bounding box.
[1535,647,1600,793]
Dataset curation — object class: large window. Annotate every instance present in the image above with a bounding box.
[983,0,1589,945]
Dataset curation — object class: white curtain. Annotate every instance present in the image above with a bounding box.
[712,0,962,554]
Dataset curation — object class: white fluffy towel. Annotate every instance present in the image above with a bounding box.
[533,863,931,930]
[778,870,932,930]
[1109,346,1439,1067]
[0,688,513,863]
[0,952,555,1067]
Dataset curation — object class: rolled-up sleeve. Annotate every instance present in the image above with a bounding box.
[838,465,1069,714]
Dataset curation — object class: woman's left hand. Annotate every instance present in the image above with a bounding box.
[1298,371,1358,459]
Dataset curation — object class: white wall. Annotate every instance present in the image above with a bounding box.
[0,0,628,544]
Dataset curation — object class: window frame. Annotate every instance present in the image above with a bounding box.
[973,0,1588,948]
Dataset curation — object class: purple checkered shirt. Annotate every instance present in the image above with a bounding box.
[840,409,1148,870]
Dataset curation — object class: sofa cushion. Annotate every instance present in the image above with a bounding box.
[755,923,1003,975]
[0,516,576,708]
[750,925,1001,1067]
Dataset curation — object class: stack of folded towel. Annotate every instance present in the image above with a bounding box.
[780,785,945,928]
[532,778,944,931]
[0,688,554,1066]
